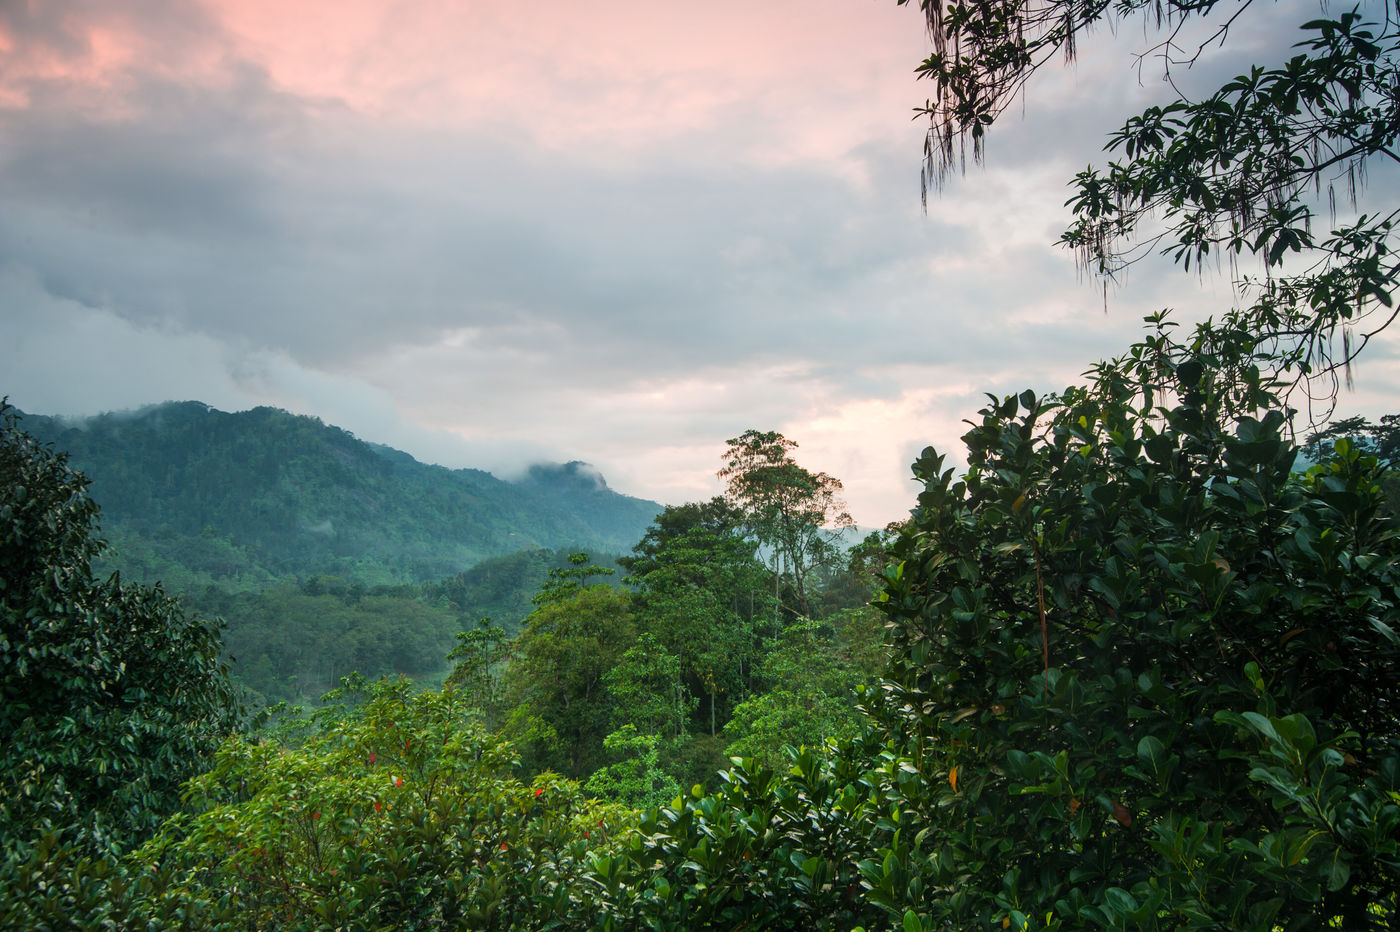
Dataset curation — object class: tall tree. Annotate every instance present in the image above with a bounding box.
[625,502,771,736]
[717,430,853,620]
[445,617,511,728]
[502,580,635,777]
[905,0,1399,402]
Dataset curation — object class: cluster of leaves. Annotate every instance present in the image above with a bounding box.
[1,400,244,929]
[866,316,1400,929]
[907,0,1399,402]
[1,401,241,859]
[586,735,895,930]
[133,679,632,930]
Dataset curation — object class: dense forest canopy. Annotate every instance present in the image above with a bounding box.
[16,401,661,587]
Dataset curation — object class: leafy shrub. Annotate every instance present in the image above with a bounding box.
[141,679,632,930]
[0,401,240,851]
[589,733,895,931]
[868,318,1400,929]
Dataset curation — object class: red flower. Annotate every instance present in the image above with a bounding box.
[312,812,321,821]
[584,831,590,839]
[374,800,383,812]
[394,777,403,787]
[534,788,544,798]
[500,842,508,851]
[368,752,377,765]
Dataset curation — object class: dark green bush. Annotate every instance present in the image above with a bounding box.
[2,401,242,929]
[868,319,1400,929]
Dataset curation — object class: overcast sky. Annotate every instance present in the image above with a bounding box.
[3,0,1396,526]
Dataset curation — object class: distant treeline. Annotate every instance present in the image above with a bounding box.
[198,547,625,706]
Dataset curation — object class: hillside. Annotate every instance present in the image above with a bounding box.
[16,401,662,589]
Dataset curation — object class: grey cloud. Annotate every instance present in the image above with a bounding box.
[0,59,974,382]
[5,0,1395,527]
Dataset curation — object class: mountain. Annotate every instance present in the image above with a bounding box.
[15,401,662,589]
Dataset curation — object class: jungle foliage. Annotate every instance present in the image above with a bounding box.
[1,400,242,926]
[7,321,1397,929]
[5,0,1400,925]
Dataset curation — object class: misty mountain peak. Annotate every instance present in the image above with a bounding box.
[521,460,610,493]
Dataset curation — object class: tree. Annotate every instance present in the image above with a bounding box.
[718,430,854,620]
[722,618,876,771]
[620,498,751,581]
[624,502,773,739]
[602,633,695,741]
[1302,412,1400,518]
[0,401,241,858]
[584,724,683,809]
[905,0,1399,401]
[1303,411,1400,465]
[811,523,906,617]
[445,616,511,727]
[532,550,617,606]
[869,320,1400,928]
[502,578,635,777]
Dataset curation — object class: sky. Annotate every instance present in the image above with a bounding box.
[2,0,1397,527]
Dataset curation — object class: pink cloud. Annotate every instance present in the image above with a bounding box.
[207,0,929,157]
[0,1,236,113]
[3,0,930,172]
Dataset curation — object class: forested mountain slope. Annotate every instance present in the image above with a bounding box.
[16,402,661,587]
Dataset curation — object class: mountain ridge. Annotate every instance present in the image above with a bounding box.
[14,400,662,589]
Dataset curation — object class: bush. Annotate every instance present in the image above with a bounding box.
[141,679,632,930]
[870,318,1400,929]
[1,401,240,857]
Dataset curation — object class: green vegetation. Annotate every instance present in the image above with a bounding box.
[904,0,1398,390]
[4,0,1399,927]
[189,548,617,707]
[17,401,660,589]
[867,319,1400,928]
[205,581,464,707]
[6,351,1399,928]
[15,402,652,706]
[719,430,854,620]
[1,400,241,921]
[138,679,632,930]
